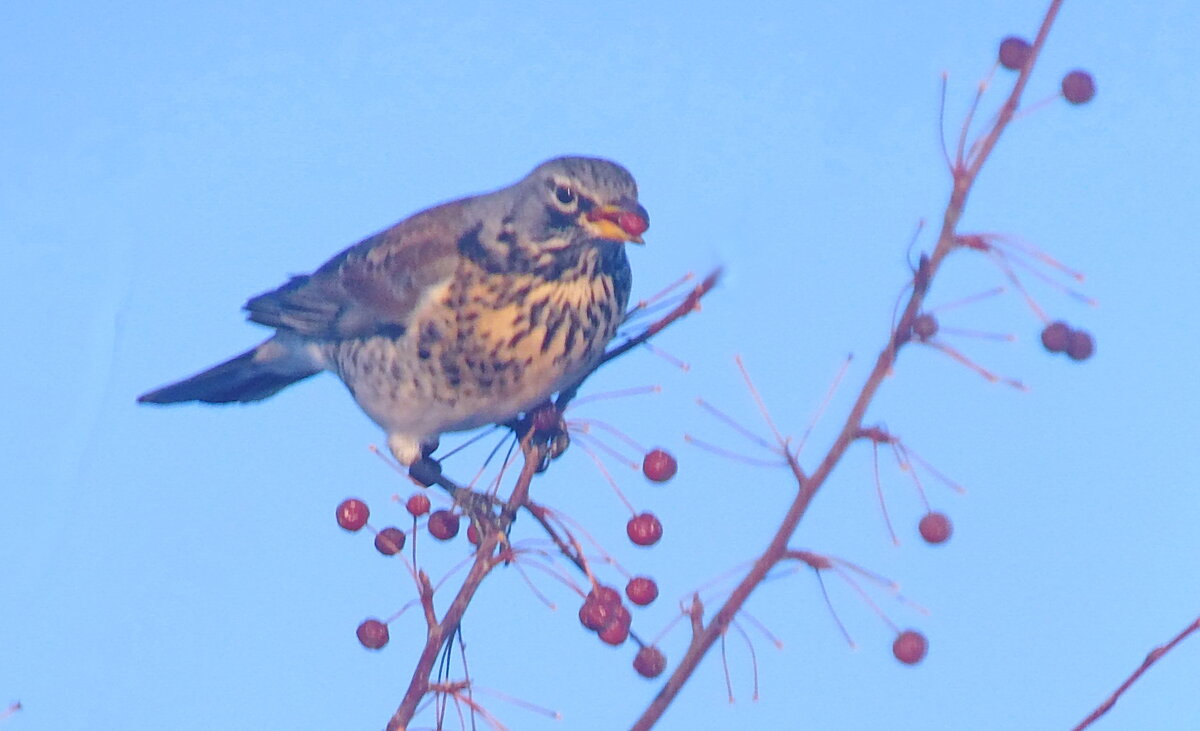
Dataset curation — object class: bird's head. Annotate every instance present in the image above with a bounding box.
[513,156,649,249]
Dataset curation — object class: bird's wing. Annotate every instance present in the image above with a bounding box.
[243,200,469,339]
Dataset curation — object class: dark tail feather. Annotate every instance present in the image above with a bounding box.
[137,344,320,405]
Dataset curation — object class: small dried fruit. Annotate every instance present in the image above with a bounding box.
[642,449,678,483]
[626,576,659,606]
[1041,321,1071,353]
[634,646,667,678]
[428,510,460,540]
[998,36,1032,70]
[598,604,632,646]
[912,313,938,341]
[374,527,406,555]
[919,512,952,545]
[893,630,928,665]
[1061,70,1096,104]
[1066,329,1095,361]
[357,619,389,650]
[405,493,431,517]
[336,499,369,532]
[627,513,663,547]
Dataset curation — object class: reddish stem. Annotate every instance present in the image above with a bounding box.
[1071,616,1200,731]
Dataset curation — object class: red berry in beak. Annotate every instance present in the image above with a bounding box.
[618,210,648,237]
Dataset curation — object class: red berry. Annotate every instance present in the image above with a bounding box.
[405,493,431,517]
[588,585,622,609]
[1061,70,1096,104]
[893,630,928,665]
[336,498,369,532]
[374,527,406,555]
[1066,329,1095,361]
[634,646,667,678]
[598,604,632,646]
[1040,321,1071,353]
[642,449,678,483]
[427,510,460,540]
[599,619,630,646]
[918,512,952,545]
[356,619,389,650]
[627,513,663,547]
[912,313,938,341]
[998,36,1031,70]
[579,585,623,632]
[466,523,480,546]
[579,601,608,631]
[626,576,659,606]
[618,210,649,237]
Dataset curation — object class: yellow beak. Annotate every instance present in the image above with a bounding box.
[585,202,649,244]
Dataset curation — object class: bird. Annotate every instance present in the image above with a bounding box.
[138,156,649,465]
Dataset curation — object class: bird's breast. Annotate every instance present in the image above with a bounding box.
[439,255,627,397]
[327,246,630,438]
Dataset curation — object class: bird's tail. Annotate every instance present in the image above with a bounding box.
[137,337,323,405]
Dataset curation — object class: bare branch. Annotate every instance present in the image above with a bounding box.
[1071,616,1200,731]
[630,2,1066,727]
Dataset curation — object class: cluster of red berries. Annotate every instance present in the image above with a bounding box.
[577,580,666,677]
[578,449,675,675]
[626,449,675,547]
[335,497,411,555]
[337,491,468,649]
[570,450,674,671]
[340,446,679,654]
[998,36,1095,104]
[335,499,394,649]
[1041,321,1095,361]
[578,585,633,645]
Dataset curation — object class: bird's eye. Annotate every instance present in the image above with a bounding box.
[554,185,576,206]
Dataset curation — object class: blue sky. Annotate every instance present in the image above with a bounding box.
[3,1,1199,729]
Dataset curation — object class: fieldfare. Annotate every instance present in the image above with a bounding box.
[138,156,649,464]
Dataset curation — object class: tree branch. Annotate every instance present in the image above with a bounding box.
[631,2,1065,727]
[387,432,544,730]
[384,270,723,730]
[1071,615,1200,731]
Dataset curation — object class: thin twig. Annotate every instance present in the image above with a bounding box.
[1071,616,1200,731]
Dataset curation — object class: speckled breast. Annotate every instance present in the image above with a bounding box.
[328,244,631,440]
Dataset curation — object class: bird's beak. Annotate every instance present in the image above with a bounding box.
[586,201,649,244]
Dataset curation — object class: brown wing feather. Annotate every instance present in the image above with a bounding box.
[244,199,468,339]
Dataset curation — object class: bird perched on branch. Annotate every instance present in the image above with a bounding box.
[138,156,649,465]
